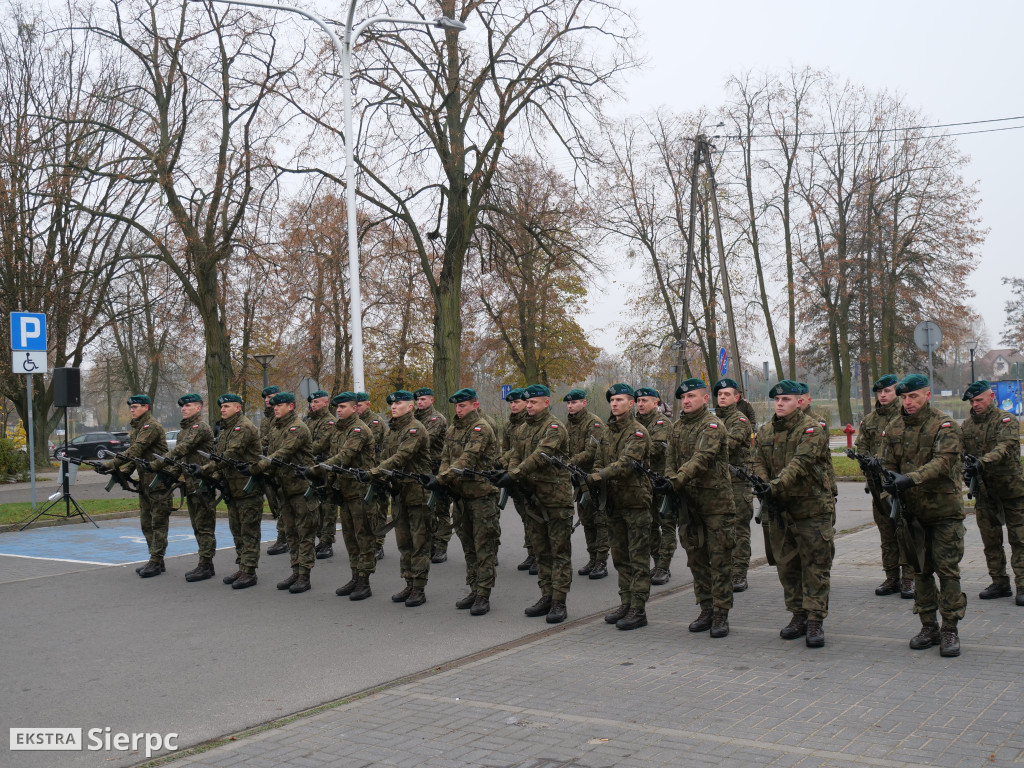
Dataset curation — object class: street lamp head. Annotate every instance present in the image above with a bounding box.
[433,15,467,32]
[967,340,978,354]
[253,354,276,367]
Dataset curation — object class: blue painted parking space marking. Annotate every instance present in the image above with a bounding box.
[0,518,280,565]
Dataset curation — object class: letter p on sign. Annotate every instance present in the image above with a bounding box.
[10,312,47,351]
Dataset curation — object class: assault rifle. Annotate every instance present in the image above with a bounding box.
[728,463,779,566]
[151,453,229,503]
[962,452,1004,524]
[540,452,605,512]
[97,449,183,507]
[196,450,260,495]
[631,460,682,522]
[60,454,138,493]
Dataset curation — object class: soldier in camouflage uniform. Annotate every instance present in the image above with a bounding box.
[317,392,377,601]
[713,378,755,593]
[662,379,736,638]
[855,374,914,598]
[634,387,675,585]
[200,394,262,589]
[355,392,387,558]
[499,384,574,623]
[752,379,835,648]
[882,374,966,656]
[591,384,653,630]
[438,388,501,616]
[251,392,318,594]
[960,379,1024,605]
[305,390,337,560]
[564,389,609,579]
[414,387,450,563]
[497,388,535,572]
[371,390,433,606]
[260,385,288,556]
[150,393,216,582]
[97,394,172,578]
[800,383,838,505]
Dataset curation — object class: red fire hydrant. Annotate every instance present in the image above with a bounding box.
[844,423,856,449]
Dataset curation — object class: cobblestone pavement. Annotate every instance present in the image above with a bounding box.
[168,515,1024,768]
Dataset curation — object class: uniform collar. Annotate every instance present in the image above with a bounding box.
[456,408,482,428]
[220,411,243,430]
[526,406,551,424]
[969,404,995,424]
[335,412,358,430]
[275,409,298,427]
[875,399,898,418]
[679,404,708,424]
[567,408,592,425]
[771,409,803,431]
[901,401,932,426]
[390,410,414,430]
[180,412,202,429]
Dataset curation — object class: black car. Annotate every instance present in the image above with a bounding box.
[54,431,130,460]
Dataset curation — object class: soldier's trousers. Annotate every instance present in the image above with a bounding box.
[372,496,389,550]
[527,504,573,602]
[139,485,174,560]
[228,496,263,573]
[682,511,735,614]
[432,497,454,553]
[454,496,501,597]
[394,500,432,587]
[185,488,217,561]
[869,491,912,581]
[279,491,317,575]
[577,496,609,560]
[649,498,677,570]
[768,513,834,621]
[318,498,338,544]
[511,489,534,555]
[264,482,285,538]
[608,505,652,609]
[975,494,1024,589]
[913,517,967,624]
[730,481,754,579]
[338,496,377,576]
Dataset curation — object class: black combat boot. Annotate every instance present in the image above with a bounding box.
[650,567,670,586]
[222,569,244,585]
[405,586,426,607]
[900,578,915,599]
[524,595,552,617]
[289,574,311,593]
[470,595,490,616]
[336,571,359,596]
[349,575,372,601]
[805,620,825,648]
[616,607,647,631]
[392,580,413,602]
[276,573,298,591]
[267,537,289,556]
[979,583,1013,600]
[604,604,630,624]
[688,607,713,632]
[231,572,258,590]
[315,542,334,560]
[710,613,730,638]
[578,557,596,576]
[376,547,385,561]
[136,561,165,575]
[939,625,960,657]
[588,559,608,580]
[456,592,478,610]
[431,547,447,564]
[139,560,163,578]
[909,622,940,649]
[1017,591,1024,607]
[517,553,535,571]
[779,613,807,640]
[185,560,215,583]
[546,600,567,623]
[875,576,900,595]
[529,561,539,575]
[732,575,748,593]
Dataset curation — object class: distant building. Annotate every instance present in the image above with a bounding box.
[977,348,1024,381]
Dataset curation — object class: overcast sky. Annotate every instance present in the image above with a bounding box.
[580,0,1024,356]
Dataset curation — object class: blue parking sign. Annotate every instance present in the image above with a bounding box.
[10,313,47,351]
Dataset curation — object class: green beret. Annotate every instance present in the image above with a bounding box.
[962,380,991,401]
[768,379,802,398]
[712,378,739,395]
[127,394,152,406]
[413,387,434,398]
[386,390,415,405]
[895,374,929,396]
[872,374,899,392]
[269,391,295,405]
[524,384,551,399]
[605,383,635,401]
[505,387,526,402]
[308,390,329,402]
[796,382,810,395]
[261,385,280,398]
[217,393,243,406]
[355,392,370,402]
[177,393,202,407]
[633,387,661,400]
[331,392,357,406]
[449,387,477,404]
[562,388,587,402]
[674,378,707,398]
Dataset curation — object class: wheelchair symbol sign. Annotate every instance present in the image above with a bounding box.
[12,350,47,375]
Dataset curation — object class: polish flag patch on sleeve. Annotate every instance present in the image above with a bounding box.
[192,424,199,429]
[1002,417,1012,423]
[549,423,559,429]
[233,426,241,431]
[289,426,297,432]
[634,431,644,437]
[940,422,952,429]
[473,426,483,432]
[804,427,816,434]
[353,428,361,433]
[708,422,718,429]
[408,428,418,434]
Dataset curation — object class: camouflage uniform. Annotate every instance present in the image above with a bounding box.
[855,399,911,583]
[365,409,388,549]
[375,411,433,587]
[636,409,676,572]
[716,403,754,582]
[508,407,574,602]
[416,404,450,555]
[260,406,284,540]
[593,413,652,609]
[113,411,172,564]
[153,411,216,562]
[323,413,377,578]
[803,404,838,502]
[203,410,262,574]
[960,404,1024,593]
[567,408,609,564]
[307,407,338,547]
[753,410,835,621]
[498,409,533,559]
[667,405,736,615]
[260,410,317,577]
[441,409,501,597]
[882,402,966,626]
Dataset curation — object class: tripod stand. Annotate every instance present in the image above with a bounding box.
[19,407,98,531]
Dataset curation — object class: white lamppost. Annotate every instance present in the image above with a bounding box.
[190,0,466,393]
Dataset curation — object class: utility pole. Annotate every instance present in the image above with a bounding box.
[105,359,112,431]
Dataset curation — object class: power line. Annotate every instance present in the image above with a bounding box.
[728,114,1024,141]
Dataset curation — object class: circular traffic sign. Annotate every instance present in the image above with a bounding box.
[913,320,942,353]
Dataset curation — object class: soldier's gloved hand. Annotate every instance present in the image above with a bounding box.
[882,472,913,494]
[587,472,602,486]
[423,474,442,491]
[356,469,372,483]
[251,458,271,475]
[186,463,204,478]
[652,477,673,495]
[301,466,317,481]
[236,463,252,475]
[493,471,515,489]
[93,460,112,475]
[313,463,331,478]
[367,467,383,482]
[149,457,165,472]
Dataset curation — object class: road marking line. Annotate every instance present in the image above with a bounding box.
[0,552,117,566]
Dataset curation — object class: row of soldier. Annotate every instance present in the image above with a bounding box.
[90,373,1024,655]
